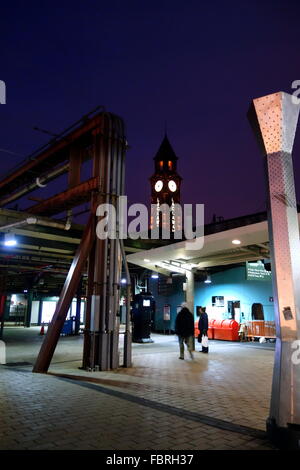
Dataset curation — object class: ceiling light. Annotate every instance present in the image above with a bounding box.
[121,278,127,284]
[232,239,241,245]
[204,274,212,284]
[144,258,150,263]
[151,272,159,279]
[4,232,17,246]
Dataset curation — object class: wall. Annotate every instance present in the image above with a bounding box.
[194,266,274,322]
[149,265,274,329]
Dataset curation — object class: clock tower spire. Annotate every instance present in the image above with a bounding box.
[150,135,182,236]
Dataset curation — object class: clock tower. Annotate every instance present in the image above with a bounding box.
[150,135,182,236]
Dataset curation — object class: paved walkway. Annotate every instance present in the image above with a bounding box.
[0,328,276,450]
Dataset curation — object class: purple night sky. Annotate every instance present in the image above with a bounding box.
[1,0,300,223]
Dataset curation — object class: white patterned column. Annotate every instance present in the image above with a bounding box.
[249,92,300,449]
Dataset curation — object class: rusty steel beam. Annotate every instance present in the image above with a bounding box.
[0,162,70,207]
[0,109,105,198]
[69,145,82,189]
[27,177,99,216]
[33,215,95,373]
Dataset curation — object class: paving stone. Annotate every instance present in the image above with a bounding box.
[0,330,277,450]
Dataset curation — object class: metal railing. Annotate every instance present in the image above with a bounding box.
[245,320,276,338]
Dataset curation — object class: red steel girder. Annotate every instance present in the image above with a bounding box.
[33,215,95,373]
[0,111,104,198]
[27,177,99,216]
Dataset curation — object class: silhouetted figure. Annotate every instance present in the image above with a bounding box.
[175,303,194,360]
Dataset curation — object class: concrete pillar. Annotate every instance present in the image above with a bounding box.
[185,270,195,314]
[249,91,300,449]
[25,291,33,328]
[37,300,43,326]
[75,279,82,335]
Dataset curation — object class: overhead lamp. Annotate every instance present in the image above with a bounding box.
[151,272,159,279]
[121,278,127,284]
[4,232,17,247]
[144,258,150,263]
[156,261,186,275]
[204,274,212,284]
[232,239,241,245]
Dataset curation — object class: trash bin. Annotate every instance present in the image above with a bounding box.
[61,318,74,336]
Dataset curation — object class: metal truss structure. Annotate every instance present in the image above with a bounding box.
[0,108,131,372]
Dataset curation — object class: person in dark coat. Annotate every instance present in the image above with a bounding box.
[175,303,194,360]
[198,306,209,353]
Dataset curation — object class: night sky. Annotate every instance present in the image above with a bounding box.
[1,0,300,223]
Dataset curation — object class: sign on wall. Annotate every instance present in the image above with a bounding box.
[246,261,272,281]
[163,304,171,321]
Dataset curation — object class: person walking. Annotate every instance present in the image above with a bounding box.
[198,306,209,353]
[175,303,195,360]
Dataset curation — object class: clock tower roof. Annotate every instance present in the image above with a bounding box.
[154,135,178,161]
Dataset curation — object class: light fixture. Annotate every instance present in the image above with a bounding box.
[204,274,212,284]
[151,272,159,279]
[4,232,17,246]
[121,278,127,284]
[144,258,150,263]
[156,261,186,275]
[232,239,241,245]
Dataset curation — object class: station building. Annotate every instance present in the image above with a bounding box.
[0,130,283,342]
[127,208,282,340]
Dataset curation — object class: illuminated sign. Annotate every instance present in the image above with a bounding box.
[246,261,272,281]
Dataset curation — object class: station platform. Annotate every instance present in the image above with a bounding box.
[0,328,276,450]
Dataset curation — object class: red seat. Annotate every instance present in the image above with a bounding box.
[213,319,239,341]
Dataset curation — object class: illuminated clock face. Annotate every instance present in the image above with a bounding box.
[155,180,163,192]
[168,180,177,192]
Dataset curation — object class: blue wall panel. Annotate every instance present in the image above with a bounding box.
[150,265,274,329]
[194,266,274,322]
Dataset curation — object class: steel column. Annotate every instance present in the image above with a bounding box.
[82,114,129,371]
[249,91,300,449]
[68,145,82,189]
[33,215,95,373]
[82,241,96,369]
[25,291,33,328]
[120,239,132,367]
